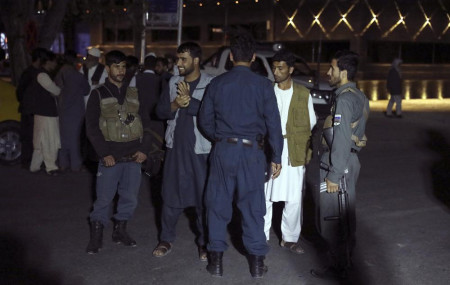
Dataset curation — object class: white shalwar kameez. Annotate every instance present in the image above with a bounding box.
[264,84,317,242]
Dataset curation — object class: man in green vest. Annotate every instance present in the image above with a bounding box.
[264,49,317,254]
[85,50,151,254]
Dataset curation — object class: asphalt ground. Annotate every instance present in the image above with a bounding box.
[1,99,450,285]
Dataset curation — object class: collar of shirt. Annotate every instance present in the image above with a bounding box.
[231,65,251,72]
[104,78,128,99]
[335,82,357,96]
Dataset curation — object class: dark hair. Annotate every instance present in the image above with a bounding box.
[177,42,202,61]
[126,55,139,68]
[64,50,78,65]
[156,57,168,66]
[105,50,126,66]
[144,55,157,70]
[272,49,295,67]
[31,48,48,63]
[333,50,359,81]
[230,33,255,62]
[40,50,56,64]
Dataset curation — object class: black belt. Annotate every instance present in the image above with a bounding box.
[225,138,263,150]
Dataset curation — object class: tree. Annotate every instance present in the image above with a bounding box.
[0,0,69,85]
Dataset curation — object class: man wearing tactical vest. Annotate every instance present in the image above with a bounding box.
[264,49,317,254]
[85,50,151,254]
[311,51,369,280]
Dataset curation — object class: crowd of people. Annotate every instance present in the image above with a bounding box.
[16,47,176,175]
[15,33,369,280]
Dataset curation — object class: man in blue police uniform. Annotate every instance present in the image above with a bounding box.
[199,33,283,278]
[311,50,369,279]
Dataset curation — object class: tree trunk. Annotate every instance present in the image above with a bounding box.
[129,0,145,59]
[0,0,71,85]
[0,0,34,85]
[38,0,70,49]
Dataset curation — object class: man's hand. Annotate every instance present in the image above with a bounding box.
[132,151,147,164]
[102,155,116,167]
[325,178,339,193]
[271,162,282,179]
[175,81,191,108]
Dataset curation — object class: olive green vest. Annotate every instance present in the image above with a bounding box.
[98,87,143,142]
[285,83,312,167]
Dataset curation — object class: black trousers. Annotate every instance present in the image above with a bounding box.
[160,204,206,246]
[20,113,34,166]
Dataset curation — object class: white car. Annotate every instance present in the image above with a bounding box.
[201,45,335,117]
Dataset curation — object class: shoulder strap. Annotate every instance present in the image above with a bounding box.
[91,64,105,84]
[82,64,88,80]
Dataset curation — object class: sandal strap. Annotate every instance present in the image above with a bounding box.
[156,241,171,250]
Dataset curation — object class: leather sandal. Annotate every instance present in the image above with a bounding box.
[152,241,172,257]
[198,245,208,262]
[280,240,305,254]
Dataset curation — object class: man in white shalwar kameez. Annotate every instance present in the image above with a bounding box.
[264,50,317,254]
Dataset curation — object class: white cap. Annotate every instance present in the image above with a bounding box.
[145,52,156,58]
[87,48,101,57]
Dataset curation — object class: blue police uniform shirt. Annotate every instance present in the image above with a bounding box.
[199,65,283,164]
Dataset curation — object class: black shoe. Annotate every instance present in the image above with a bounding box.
[112,220,137,247]
[248,255,268,278]
[311,266,347,280]
[206,251,223,277]
[47,169,63,176]
[86,221,103,254]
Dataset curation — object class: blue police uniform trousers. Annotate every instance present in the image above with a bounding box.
[90,161,142,226]
[206,139,269,256]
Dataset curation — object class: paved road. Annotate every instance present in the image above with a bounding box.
[1,108,450,285]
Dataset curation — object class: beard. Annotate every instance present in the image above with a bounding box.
[328,77,340,87]
[179,65,194,76]
[109,74,124,84]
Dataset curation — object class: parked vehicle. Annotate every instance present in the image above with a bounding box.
[0,79,21,165]
[201,44,335,117]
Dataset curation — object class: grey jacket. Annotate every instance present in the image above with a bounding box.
[327,82,370,183]
[165,72,214,154]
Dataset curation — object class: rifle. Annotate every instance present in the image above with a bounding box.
[320,164,352,267]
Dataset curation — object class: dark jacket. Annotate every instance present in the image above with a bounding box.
[16,66,40,114]
[387,68,402,95]
[199,65,283,164]
[31,69,59,117]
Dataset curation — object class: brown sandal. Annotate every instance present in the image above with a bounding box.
[198,246,208,262]
[280,240,305,254]
[152,241,172,257]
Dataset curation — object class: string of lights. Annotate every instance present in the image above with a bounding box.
[182,0,449,40]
